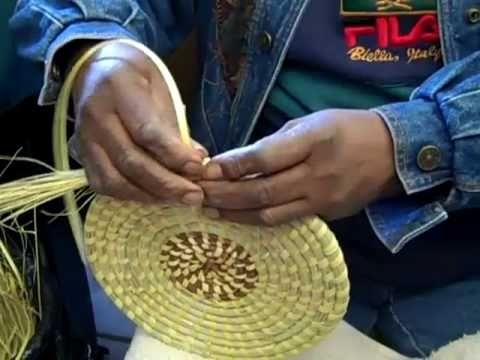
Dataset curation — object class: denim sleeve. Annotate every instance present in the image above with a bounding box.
[367,51,480,253]
[9,0,196,104]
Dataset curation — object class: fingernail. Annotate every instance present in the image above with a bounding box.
[181,191,204,206]
[194,145,209,158]
[203,208,220,219]
[182,161,203,176]
[203,162,223,180]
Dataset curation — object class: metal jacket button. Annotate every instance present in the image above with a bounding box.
[467,7,480,24]
[258,31,273,52]
[417,145,442,172]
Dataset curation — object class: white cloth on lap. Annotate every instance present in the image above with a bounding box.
[124,322,408,360]
[125,322,480,360]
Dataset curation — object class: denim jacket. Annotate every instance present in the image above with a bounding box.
[10,0,480,253]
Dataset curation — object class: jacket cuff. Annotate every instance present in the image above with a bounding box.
[366,99,453,253]
[366,198,448,253]
[373,99,453,194]
[39,21,139,105]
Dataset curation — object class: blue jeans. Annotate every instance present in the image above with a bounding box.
[332,211,480,358]
[345,274,480,358]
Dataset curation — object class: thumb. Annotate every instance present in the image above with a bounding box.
[205,129,311,180]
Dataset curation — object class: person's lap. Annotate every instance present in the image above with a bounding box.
[329,209,480,357]
[345,276,480,358]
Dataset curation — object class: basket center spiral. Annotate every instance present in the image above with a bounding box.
[160,231,258,301]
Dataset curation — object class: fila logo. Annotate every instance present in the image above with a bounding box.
[344,15,440,48]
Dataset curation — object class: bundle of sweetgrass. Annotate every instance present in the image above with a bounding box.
[0,155,66,360]
[0,226,38,360]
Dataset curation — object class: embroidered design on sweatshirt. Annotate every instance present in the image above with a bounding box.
[341,0,441,64]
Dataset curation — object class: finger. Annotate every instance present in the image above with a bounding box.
[80,113,204,205]
[82,141,157,203]
[207,128,311,180]
[185,139,210,181]
[203,199,311,226]
[200,163,308,210]
[191,139,209,159]
[116,68,204,176]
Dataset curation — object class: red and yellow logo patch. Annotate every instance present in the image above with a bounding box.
[341,0,441,64]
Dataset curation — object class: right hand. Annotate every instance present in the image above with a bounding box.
[70,41,207,205]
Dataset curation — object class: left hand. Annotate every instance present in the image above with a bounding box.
[199,109,402,225]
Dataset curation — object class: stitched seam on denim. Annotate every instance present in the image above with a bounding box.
[366,204,448,253]
[438,0,457,62]
[389,300,428,358]
[373,107,410,192]
[123,5,139,27]
[391,208,447,253]
[456,182,480,192]
[62,1,134,26]
[71,0,89,17]
[450,129,480,140]
[30,4,64,28]
[121,4,159,50]
[442,88,480,104]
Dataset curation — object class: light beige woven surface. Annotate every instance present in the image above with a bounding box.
[84,196,350,359]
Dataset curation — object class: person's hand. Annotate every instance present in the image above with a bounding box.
[70,41,207,205]
[200,109,402,225]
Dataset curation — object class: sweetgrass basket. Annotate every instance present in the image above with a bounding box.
[53,39,351,359]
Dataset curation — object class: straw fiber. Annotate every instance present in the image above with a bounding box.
[83,196,349,359]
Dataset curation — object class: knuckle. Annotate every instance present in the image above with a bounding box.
[259,209,277,226]
[256,183,273,206]
[225,154,248,179]
[326,190,346,211]
[117,152,138,170]
[158,140,185,163]
[224,158,241,179]
[131,121,158,148]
